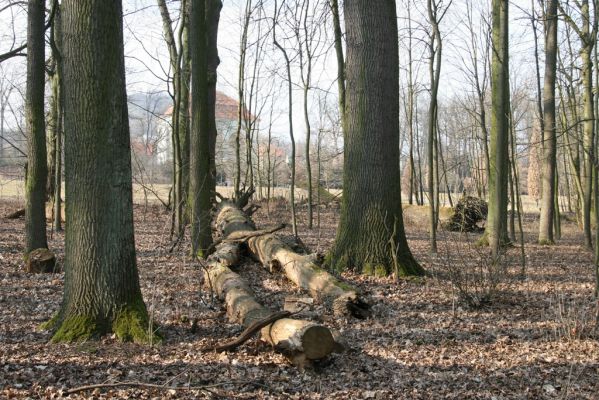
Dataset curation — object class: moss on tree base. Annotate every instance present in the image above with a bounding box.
[51,315,99,343]
[363,263,388,277]
[112,300,161,344]
[50,300,161,344]
[38,313,59,331]
[325,250,425,278]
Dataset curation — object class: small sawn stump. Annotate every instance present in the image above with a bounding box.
[25,248,57,273]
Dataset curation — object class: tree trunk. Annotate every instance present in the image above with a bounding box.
[273,0,298,237]
[206,0,222,206]
[327,0,423,277]
[179,20,191,226]
[24,0,48,255]
[483,0,510,257]
[538,0,558,244]
[158,0,187,236]
[49,0,154,343]
[190,0,214,257]
[53,5,63,232]
[329,0,345,130]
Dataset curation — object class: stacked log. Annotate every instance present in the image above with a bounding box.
[203,202,342,364]
[215,203,370,319]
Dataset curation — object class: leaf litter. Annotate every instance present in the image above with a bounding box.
[1,199,598,399]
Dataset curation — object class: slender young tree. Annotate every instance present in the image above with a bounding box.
[539,0,558,244]
[558,0,597,248]
[206,0,222,203]
[426,0,452,254]
[157,0,190,237]
[484,0,510,257]
[52,4,63,232]
[24,0,48,255]
[49,0,154,343]
[327,0,423,277]
[329,0,345,129]
[273,0,298,236]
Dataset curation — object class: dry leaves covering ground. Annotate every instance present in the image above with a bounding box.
[1,198,598,399]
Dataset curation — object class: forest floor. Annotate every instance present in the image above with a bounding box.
[1,198,598,399]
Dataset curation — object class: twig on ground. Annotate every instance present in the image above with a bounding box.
[200,310,292,352]
[65,380,263,396]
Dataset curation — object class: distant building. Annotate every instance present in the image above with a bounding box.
[159,91,253,186]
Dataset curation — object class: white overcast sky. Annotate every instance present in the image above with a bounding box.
[0,0,555,141]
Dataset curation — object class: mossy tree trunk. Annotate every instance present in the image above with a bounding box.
[24,0,48,254]
[189,0,214,257]
[50,0,154,343]
[484,0,510,257]
[538,0,558,245]
[328,0,423,277]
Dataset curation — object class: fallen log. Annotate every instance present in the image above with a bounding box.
[203,206,342,363]
[200,310,291,353]
[4,208,25,219]
[215,203,370,319]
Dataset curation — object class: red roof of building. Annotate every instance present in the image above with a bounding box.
[163,91,254,122]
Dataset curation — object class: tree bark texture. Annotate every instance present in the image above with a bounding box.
[328,0,423,277]
[216,203,370,318]
[538,0,558,244]
[50,0,154,343]
[484,0,510,256]
[206,0,221,203]
[329,0,345,130]
[190,0,214,256]
[205,202,342,362]
[24,0,48,254]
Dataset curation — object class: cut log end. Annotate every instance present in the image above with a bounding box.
[262,319,337,360]
[25,248,57,273]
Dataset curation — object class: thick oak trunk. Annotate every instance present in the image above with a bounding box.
[47,0,154,344]
[327,0,423,277]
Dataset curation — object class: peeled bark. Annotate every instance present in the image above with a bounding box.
[204,203,342,363]
[216,203,370,318]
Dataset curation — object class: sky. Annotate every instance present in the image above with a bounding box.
[0,0,560,144]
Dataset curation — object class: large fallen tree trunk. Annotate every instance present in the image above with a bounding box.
[203,203,342,364]
[215,203,370,319]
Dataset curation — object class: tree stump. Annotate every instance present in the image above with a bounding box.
[25,248,57,273]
